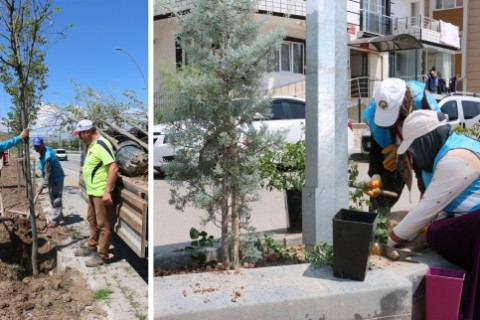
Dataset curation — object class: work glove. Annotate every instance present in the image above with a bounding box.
[382,144,397,172]
[363,174,382,198]
[380,244,421,263]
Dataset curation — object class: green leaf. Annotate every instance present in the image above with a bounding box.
[190,227,200,240]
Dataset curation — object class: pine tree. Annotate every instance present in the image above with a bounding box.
[158,0,287,269]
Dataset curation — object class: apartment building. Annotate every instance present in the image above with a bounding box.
[154,0,462,119]
[424,0,479,93]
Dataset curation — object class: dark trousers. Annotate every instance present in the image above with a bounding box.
[427,210,480,320]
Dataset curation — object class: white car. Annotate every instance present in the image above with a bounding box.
[154,97,355,172]
[439,94,480,129]
[153,124,174,172]
[55,149,68,161]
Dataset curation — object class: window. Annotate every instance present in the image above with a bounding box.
[435,0,463,9]
[271,101,288,119]
[462,101,480,120]
[270,99,305,120]
[289,101,306,119]
[280,44,291,72]
[175,34,188,68]
[440,100,458,121]
[272,39,305,74]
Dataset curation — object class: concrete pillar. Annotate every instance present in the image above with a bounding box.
[303,0,348,248]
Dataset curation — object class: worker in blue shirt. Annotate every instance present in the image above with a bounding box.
[362,78,440,210]
[32,137,65,227]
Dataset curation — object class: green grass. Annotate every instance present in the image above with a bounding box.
[93,288,114,302]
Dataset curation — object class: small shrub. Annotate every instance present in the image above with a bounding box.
[240,240,263,263]
[305,242,334,268]
[178,227,217,266]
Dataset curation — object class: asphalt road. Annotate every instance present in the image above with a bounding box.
[153,153,422,247]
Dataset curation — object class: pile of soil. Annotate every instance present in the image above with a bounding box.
[0,140,105,319]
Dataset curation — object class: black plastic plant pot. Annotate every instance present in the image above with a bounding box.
[285,189,302,233]
[332,209,377,281]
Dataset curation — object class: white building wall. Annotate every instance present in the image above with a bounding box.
[391,0,419,19]
[154,14,308,93]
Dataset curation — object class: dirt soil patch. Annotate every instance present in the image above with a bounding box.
[154,243,307,277]
[0,140,105,319]
[154,213,430,278]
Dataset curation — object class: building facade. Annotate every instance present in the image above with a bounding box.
[154,0,463,121]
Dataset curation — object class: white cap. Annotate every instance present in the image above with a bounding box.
[397,110,447,154]
[373,78,407,127]
[72,119,93,136]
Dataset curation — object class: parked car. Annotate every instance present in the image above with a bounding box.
[361,93,480,153]
[153,124,174,172]
[55,148,68,161]
[438,94,480,129]
[154,97,355,172]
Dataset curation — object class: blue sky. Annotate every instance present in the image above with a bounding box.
[0,0,148,126]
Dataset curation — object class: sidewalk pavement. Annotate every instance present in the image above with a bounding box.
[154,230,462,320]
[154,153,464,319]
[39,172,148,320]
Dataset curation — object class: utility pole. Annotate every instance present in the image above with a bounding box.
[303,0,348,248]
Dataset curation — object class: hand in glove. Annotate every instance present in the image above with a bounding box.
[380,244,421,262]
[382,144,398,172]
[363,175,382,198]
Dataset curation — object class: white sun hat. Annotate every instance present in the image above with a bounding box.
[397,110,447,154]
[373,78,407,127]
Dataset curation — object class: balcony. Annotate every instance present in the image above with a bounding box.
[394,15,460,49]
[358,9,392,37]
[357,10,460,51]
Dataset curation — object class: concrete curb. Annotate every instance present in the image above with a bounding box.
[154,238,463,320]
[155,262,414,319]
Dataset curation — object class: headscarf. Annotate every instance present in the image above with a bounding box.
[408,118,453,173]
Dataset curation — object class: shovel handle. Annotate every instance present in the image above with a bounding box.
[379,190,399,198]
[350,183,398,198]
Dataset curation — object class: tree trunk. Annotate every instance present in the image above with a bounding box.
[20,93,38,275]
[230,138,240,269]
[221,173,230,269]
[231,190,240,269]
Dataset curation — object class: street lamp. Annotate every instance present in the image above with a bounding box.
[115,47,148,90]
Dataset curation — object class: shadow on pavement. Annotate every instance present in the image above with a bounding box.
[111,233,149,283]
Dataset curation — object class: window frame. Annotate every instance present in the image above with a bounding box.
[435,0,463,9]
[272,37,305,75]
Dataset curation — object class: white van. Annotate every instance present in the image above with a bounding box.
[439,94,480,129]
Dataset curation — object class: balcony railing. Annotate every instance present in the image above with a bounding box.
[358,10,460,49]
[154,0,306,17]
[359,9,393,36]
[360,10,440,37]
